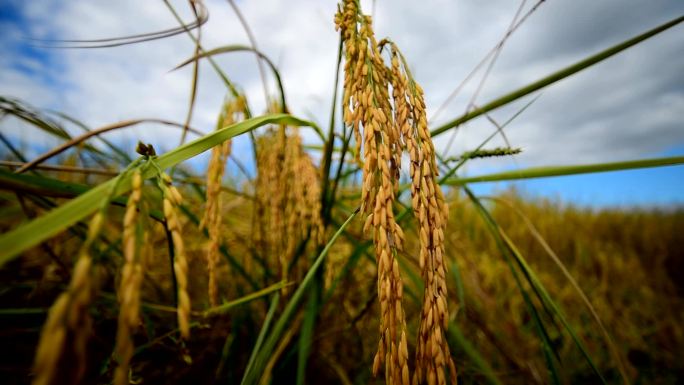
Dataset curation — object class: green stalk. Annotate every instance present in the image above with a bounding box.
[320,37,344,224]
[464,187,565,384]
[0,114,315,266]
[465,186,608,384]
[430,15,684,137]
[174,45,289,114]
[296,292,318,385]
[241,208,359,385]
[240,293,281,385]
[447,324,502,385]
[162,0,242,104]
[445,156,684,185]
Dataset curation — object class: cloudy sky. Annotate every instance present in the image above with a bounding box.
[1,0,683,207]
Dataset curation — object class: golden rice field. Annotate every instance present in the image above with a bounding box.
[0,1,683,385]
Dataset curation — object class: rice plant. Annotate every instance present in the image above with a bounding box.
[0,1,683,385]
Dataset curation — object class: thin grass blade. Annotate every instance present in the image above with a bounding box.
[241,208,359,385]
[0,114,315,265]
[430,15,684,137]
[446,156,684,185]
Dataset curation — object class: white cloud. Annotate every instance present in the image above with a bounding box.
[1,0,683,174]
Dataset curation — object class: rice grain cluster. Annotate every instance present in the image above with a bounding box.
[255,123,325,291]
[31,212,104,385]
[201,96,245,306]
[160,173,191,339]
[336,1,455,384]
[113,170,146,385]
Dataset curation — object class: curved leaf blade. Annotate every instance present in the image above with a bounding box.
[0,113,315,266]
[430,15,684,137]
[445,156,684,185]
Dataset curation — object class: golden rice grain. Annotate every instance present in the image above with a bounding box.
[161,173,191,339]
[337,2,456,383]
[202,96,244,306]
[32,212,104,385]
[336,2,409,384]
[388,46,456,385]
[255,124,325,292]
[113,171,145,385]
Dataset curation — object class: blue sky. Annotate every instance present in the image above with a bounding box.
[0,0,683,208]
[466,144,684,209]
[469,162,684,209]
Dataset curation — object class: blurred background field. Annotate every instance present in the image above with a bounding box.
[1,183,683,384]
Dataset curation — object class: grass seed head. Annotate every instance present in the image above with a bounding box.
[337,2,410,383]
[31,212,104,385]
[113,170,145,385]
[161,173,191,339]
[202,96,244,306]
[255,124,325,293]
[388,45,455,385]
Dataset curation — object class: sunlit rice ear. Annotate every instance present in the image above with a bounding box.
[113,170,145,385]
[160,173,191,339]
[202,96,246,306]
[254,117,325,296]
[31,212,104,385]
[388,44,456,385]
[337,2,410,383]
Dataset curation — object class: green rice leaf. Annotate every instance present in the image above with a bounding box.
[446,156,684,185]
[447,323,502,385]
[241,208,359,385]
[174,45,289,114]
[465,186,607,384]
[0,114,315,266]
[431,15,684,137]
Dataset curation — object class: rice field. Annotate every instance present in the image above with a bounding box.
[0,1,683,384]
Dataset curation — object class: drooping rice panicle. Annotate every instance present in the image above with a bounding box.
[113,170,146,385]
[32,212,104,385]
[336,2,410,383]
[255,121,325,293]
[160,173,191,339]
[202,96,245,306]
[388,45,456,385]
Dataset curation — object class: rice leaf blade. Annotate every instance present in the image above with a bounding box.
[241,209,359,385]
[431,15,684,137]
[446,156,684,185]
[0,114,315,265]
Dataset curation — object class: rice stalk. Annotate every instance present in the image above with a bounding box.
[336,2,409,383]
[254,120,324,294]
[159,172,191,339]
[113,170,146,385]
[446,155,684,185]
[31,211,104,385]
[387,44,456,385]
[201,96,245,306]
[31,0,208,48]
[15,119,206,175]
[430,14,684,137]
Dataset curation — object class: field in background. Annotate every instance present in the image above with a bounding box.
[0,185,682,384]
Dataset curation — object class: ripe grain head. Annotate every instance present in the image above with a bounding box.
[255,124,325,293]
[388,44,455,385]
[113,170,145,385]
[337,2,456,383]
[31,212,104,385]
[202,96,245,306]
[337,2,409,383]
[160,173,191,339]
